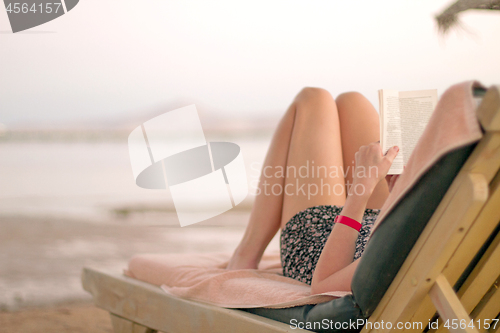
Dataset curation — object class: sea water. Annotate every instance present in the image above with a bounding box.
[0,138,269,223]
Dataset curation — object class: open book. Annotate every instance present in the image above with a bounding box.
[379,89,438,174]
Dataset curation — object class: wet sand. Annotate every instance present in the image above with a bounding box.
[0,212,280,332]
[0,302,114,333]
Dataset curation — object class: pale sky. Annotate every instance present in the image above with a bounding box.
[1,0,499,126]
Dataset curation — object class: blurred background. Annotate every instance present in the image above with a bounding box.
[0,0,499,331]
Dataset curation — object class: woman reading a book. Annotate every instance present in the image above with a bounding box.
[226,87,400,294]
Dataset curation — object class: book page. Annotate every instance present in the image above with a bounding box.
[399,89,438,165]
[379,89,404,174]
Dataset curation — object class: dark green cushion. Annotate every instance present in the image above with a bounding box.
[241,143,476,332]
[351,144,475,316]
[245,295,364,333]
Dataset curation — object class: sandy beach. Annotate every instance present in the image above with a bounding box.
[0,211,282,332]
[0,137,272,331]
[0,302,114,333]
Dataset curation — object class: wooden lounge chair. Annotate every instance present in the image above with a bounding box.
[82,85,500,333]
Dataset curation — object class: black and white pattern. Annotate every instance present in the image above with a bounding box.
[280,205,380,285]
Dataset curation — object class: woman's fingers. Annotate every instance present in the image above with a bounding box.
[384,146,400,162]
[352,142,399,192]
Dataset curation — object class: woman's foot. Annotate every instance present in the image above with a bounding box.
[226,247,260,270]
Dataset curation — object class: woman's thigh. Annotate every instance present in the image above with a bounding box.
[336,92,390,209]
[280,88,346,228]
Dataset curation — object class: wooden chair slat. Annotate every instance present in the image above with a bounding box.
[477,85,500,131]
[429,274,479,333]
[82,268,304,333]
[362,173,488,333]
[459,232,500,313]
[470,276,500,328]
[405,171,500,333]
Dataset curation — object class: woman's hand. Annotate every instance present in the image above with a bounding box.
[352,143,399,196]
[311,143,399,294]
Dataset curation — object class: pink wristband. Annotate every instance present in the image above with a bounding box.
[334,215,362,232]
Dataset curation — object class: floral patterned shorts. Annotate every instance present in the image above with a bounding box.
[280,205,380,285]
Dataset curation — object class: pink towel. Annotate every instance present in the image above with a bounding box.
[126,81,484,309]
[126,252,350,308]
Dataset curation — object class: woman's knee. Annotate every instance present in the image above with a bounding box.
[335,91,378,122]
[293,87,337,118]
[295,87,333,104]
[335,91,369,108]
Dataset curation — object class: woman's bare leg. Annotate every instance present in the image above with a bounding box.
[279,88,346,228]
[227,87,345,269]
[227,90,302,269]
[335,92,390,209]
[227,88,388,270]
